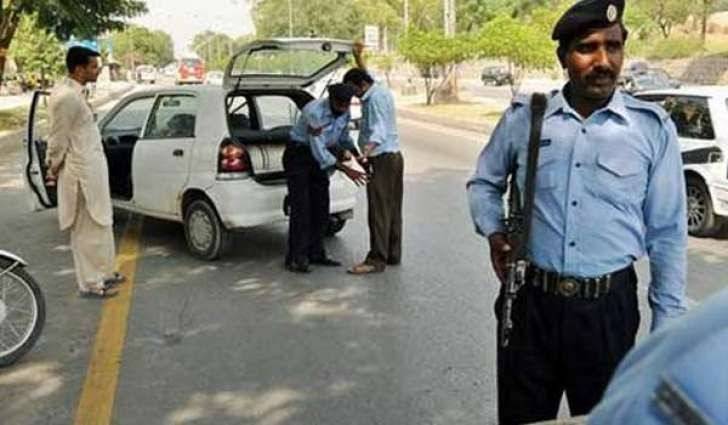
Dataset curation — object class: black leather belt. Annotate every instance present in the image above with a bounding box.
[528,265,623,299]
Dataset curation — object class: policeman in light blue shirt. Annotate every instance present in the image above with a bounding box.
[284,83,367,273]
[589,287,728,425]
[466,1,688,423]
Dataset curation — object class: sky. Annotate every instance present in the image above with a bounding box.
[132,0,256,58]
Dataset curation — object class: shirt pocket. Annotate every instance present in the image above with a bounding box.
[536,157,558,190]
[592,153,647,205]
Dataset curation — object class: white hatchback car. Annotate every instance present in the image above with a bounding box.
[24,39,360,260]
[636,87,728,237]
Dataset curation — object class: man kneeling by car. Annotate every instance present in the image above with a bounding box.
[284,83,368,273]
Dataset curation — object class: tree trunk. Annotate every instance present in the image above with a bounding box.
[434,65,459,104]
[0,4,21,85]
[424,76,434,105]
[701,0,710,41]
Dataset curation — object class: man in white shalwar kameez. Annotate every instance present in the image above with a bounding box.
[46,46,122,298]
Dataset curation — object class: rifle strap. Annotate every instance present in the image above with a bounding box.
[516,93,548,260]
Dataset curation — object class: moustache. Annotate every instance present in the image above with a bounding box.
[585,70,616,83]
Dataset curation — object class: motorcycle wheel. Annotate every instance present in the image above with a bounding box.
[0,259,46,367]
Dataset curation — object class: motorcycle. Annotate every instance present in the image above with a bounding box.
[0,250,45,366]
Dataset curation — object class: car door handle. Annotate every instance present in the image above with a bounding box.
[173,149,184,157]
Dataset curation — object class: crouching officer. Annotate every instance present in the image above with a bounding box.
[466,0,688,423]
[285,83,368,273]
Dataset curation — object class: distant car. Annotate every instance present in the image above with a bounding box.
[635,87,728,237]
[626,60,649,76]
[176,57,205,85]
[620,68,680,94]
[481,66,512,86]
[135,65,157,84]
[162,62,177,77]
[25,39,360,260]
[204,70,224,85]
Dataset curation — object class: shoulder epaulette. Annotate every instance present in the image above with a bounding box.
[623,93,670,123]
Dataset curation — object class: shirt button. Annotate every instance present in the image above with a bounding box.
[575,163,582,168]
[569,241,576,247]
[572,201,578,207]
[581,128,587,134]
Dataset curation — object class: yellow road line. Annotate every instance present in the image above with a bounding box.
[73,216,143,425]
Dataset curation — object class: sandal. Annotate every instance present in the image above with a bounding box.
[79,286,119,299]
[104,272,126,287]
[347,263,385,275]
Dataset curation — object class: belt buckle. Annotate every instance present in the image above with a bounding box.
[558,278,579,297]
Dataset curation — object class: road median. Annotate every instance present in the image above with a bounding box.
[396,101,502,135]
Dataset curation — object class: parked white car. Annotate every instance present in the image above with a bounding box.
[636,87,728,237]
[135,65,157,84]
[204,70,224,86]
[24,39,360,260]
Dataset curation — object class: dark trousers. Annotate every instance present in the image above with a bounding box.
[283,145,330,265]
[365,152,404,268]
[496,266,640,425]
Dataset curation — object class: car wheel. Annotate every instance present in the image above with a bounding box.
[184,199,231,260]
[325,216,347,237]
[686,176,724,237]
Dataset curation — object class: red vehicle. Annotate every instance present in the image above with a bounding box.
[176,57,205,85]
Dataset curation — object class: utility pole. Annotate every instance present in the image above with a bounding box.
[288,0,293,37]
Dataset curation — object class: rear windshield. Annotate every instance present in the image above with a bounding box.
[181,59,201,67]
[230,49,337,78]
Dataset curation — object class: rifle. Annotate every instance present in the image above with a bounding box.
[500,93,547,348]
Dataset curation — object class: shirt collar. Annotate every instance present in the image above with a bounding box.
[361,82,378,102]
[545,85,630,124]
[65,77,85,95]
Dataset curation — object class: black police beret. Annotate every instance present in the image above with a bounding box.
[552,0,625,42]
[328,83,355,102]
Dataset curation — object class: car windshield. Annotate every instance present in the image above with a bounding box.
[182,59,200,67]
[230,48,338,78]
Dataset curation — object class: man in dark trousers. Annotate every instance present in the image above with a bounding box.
[285,83,367,273]
[344,43,404,275]
[467,1,688,423]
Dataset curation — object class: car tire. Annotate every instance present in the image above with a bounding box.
[325,216,347,237]
[184,199,231,260]
[686,175,724,237]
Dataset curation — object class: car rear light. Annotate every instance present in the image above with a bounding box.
[218,139,250,174]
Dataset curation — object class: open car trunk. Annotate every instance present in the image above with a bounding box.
[223,38,352,184]
[225,88,315,184]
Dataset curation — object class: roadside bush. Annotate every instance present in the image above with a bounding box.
[647,37,705,60]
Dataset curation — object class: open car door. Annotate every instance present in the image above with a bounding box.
[223,38,352,91]
[23,90,57,210]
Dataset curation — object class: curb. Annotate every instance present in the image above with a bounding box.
[397,106,492,135]
[0,85,134,156]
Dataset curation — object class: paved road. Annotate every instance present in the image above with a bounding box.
[0,107,726,425]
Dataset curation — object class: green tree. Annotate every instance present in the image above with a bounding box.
[0,0,147,83]
[632,0,691,38]
[475,13,557,95]
[8,13,63,87]
[398,28,474,104]
[191,31,253,72]
[111,25,174,69]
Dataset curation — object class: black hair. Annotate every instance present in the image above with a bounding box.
[343,68,374,86]
[557,22,630,65]
[66,46,100,73]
